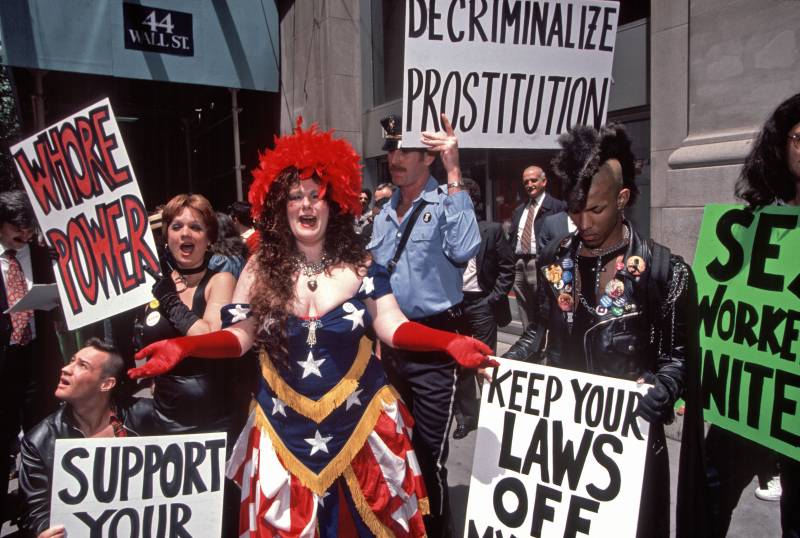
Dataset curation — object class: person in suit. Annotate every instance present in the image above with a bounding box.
[536,210,576,256]
[359,182,394,244]
[354,187,373,236]
[453,178,515,439]
[508,166,566,328]
[0,189,61,522]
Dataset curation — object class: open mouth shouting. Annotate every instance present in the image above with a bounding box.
[299,214,318,228]
[178,242,195,256]
[58,375,70,389]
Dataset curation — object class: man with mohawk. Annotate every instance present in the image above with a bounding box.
[504,123,706,538]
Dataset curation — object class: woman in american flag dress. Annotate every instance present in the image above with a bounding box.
[130,119,496,537]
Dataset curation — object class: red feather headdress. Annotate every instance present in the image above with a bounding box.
[249,117,363,218]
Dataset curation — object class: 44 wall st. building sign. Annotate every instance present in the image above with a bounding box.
[123,3,194,57]
[0,0,278,92]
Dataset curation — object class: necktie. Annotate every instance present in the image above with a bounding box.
[519,202,536,254]
[5,249,33,345]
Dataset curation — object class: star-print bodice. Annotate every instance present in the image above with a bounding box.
[282,295,374,400]
[247,263,397,493]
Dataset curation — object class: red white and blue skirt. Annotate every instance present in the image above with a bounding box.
[226,339,428,537]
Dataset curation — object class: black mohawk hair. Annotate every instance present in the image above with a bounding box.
[551,123,639,212]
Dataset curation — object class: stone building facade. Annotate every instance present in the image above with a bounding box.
[279,0,800,261]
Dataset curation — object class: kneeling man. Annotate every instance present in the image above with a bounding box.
[19,338,150,538]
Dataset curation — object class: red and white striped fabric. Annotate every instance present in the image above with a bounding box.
[227,398,428,537]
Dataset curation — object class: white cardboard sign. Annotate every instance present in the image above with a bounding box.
[464,358,650,538]
[11,98,160,329]
[50,433,226,537]
[402,0,619,148]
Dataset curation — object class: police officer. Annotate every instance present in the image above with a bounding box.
[368,113,480,537]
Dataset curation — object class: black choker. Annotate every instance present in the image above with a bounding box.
[176,259,208,275]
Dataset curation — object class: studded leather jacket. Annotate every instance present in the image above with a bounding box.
[505,223,692,406]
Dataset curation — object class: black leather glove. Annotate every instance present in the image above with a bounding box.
[151,273,199,335]
[152,271,178,301]
[636,377,675,425]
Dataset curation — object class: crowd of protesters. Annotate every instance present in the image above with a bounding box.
[0,91,797,538]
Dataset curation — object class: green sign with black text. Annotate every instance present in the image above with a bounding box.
[694,204,799,461]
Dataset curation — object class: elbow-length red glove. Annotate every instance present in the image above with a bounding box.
[392,321,499,369]
[128,330,242,380]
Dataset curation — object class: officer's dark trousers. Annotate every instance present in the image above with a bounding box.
[382,343,459,538]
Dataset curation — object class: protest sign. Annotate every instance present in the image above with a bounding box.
[50,433,226,537]
[11,98,160,329]
[694,204,800,461]
[402,0,619,149]
[464,358,650,538]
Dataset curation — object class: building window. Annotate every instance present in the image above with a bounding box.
[371,0,405,105]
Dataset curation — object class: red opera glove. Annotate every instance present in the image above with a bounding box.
[391,321,499,369]
[128,330,242,379]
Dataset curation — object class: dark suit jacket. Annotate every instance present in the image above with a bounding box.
[0,241,62,426]
[536,211,571,256]
[509,193,567,254]
[475,220,515,327]
[0,242,56,345]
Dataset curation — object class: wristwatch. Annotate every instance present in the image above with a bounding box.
[447,181,463,189]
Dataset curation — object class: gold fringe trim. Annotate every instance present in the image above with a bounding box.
[253,385,397,496]
[343,466,396,538]
[418,497,430,516]
[259,336,373,424]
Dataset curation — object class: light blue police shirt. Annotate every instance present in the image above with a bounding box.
[367,176,480,319]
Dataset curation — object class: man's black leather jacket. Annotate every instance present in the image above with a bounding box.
[18,398,152,537]
[505,223,692,410]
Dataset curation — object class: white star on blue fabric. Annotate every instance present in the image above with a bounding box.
[297,351,325,378]
[342,302,365,330]
[359,276,374,295]
[305,430,333,456]
[228,304,250,323]
[317,491,331,507]
[271,397,287,417]
[345,388,364,411]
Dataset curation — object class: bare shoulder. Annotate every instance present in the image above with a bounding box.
[209,270,237,287]
[207,271,237,300]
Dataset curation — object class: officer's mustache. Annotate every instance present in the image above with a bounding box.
[390,166,406,173]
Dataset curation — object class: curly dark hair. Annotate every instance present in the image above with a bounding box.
[250,167,366,364]
[551,123,638,213]
[736,92,800,207]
